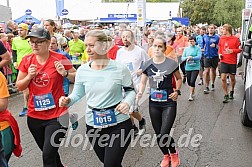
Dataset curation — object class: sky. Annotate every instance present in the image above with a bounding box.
[0,0,100,20]
[0,0,179,21]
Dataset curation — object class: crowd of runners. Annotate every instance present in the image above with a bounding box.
[0,19,242,167]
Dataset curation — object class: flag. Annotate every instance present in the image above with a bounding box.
[56,0,64,16]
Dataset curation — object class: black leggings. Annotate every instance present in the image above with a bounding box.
[86,119,133,167]
[180,61,186,76]
[27,115,68,167]
[149,105,177,155]
[186,70,199,87]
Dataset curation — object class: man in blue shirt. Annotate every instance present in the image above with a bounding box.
[196,26,206,85]
[201,24,220,94]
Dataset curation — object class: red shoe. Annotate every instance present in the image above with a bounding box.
[170,150,180,167]
[160,154,170,167]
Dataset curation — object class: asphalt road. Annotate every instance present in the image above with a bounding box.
[8,76,252,167]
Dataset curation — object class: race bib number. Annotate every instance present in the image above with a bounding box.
[126,62,134,72]
[187,59,196,65]
[34,92,56,111]
[93,109,117,128]
[150,88,167,102]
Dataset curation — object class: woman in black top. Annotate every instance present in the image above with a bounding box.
[137,37,182,167]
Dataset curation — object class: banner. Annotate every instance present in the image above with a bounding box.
[137,0,146,27]
[56,0,64,16]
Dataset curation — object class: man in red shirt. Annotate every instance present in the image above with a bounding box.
[218,24,241,103]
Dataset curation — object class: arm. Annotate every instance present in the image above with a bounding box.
[67,80,86,107]
[16,70,33,91]
[168,69,182,101]
[137,73,148,99]
[192,47,202,61]
[174,70,182,91]
[0,51,11,68]
[0,98,8,112]
[64,67,76,83]
[181,48,187,61]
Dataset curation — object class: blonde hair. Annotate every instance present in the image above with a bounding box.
[222,24,232,34]
[86,30,112,42]
[86,30,113,51]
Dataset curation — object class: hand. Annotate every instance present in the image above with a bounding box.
[74,53,81,56]
[27,64,37,80]
[201,48,204,52]
[210,43,215,48]
[168,92,178,101]
[187,56,193,61]
[136,69,143,76]
[59,96,70,107]
[136,92,143,100]
[13,62,18,69]
[224,49,233,54]
[54,61,65,76]
[115,102,129,114]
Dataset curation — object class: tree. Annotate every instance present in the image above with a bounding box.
[180,0,217,25]
[181,0,245,28]
[213,0,245,28]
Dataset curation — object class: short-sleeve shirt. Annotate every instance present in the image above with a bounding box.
[0,72,10,130]
[0,72,9,99]
[142,58,179,107]
[116,45,149,85]
[18,51,73,120]
[0,41,7,72]
[12,36,32,66]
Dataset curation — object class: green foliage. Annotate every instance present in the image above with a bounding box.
[181,0,245,28]
[102,0,179,2]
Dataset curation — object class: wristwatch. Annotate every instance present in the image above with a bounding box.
[175,89,181,95]
[64,70,69,77]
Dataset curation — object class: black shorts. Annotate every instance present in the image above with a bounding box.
[204,56,219,69]
[220,62,237,75]
[200,54,204,70]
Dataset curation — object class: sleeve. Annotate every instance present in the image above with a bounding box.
[12,50,17,62]
[121,66,136,106]
[0,41,7,55]
[232,38,242,54]
[193,47,202,61]
[172,66,180,74]
[142,49,150,62]
[142,60,151,75]
[218,38,223,55]
[181,48,187,61]
[201,36,205,49]
[18,57,28,73]
[0,72,10,98]
[61,55,73,70]
[68,69,86,106]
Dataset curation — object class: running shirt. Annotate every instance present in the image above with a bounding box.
[182,45,202,71]
[218,35,241,65]
[142,58,179,107]
[0,41,7,72]
[68,39,86,65]
[0,72,10,130]
[116,45,149,85]
[12,36,32,66]
[18,51,73,120]
[68,60,136,127]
